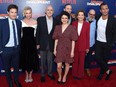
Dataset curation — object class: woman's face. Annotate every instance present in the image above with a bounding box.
[24,9,32,19]
[77,12,85,21]
[61,15,69,24]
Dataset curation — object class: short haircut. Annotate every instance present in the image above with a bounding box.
[100,2,108,9]
[75,10,86,20]
[7,4,18,12]
[23,6,32,17]
[60,11,70,19]
[64,4,71,9]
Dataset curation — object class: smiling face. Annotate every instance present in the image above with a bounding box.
[8,8,17,20]
[61,15,69,24]
[46,5,54,18]
[64,5,72,14]
[77,12,85,21]
[24,9,32,19]
[100,4,109,16]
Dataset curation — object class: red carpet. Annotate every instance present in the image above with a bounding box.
[0,66,116,87]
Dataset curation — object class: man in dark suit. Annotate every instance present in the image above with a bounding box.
[36,5,57,82]
[56,4,75,25]
[0,4,22,87]
[95,3,116,80]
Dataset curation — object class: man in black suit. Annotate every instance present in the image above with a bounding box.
[95,3,116,80]
[0,4,22,87]
[56,4,75,25]
[36,5,57,82]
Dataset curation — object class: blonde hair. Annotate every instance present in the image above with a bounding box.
[23,6,32,17]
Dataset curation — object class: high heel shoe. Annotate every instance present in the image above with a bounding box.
[57,80,62,84]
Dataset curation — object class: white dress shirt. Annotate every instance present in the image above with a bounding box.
[5,18,19,47]
[46,16,53,34]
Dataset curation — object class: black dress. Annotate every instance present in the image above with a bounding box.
[20,25,38,72]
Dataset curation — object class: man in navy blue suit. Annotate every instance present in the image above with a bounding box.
[0,4,22,87]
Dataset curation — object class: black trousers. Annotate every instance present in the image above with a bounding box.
[2,47,20,84]
[95,41,112,74]
[85,45,95,69]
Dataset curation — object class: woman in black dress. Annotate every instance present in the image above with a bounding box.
[20,6,38,83]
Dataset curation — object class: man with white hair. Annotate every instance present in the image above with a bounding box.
[85,9,96,76]
[36,5,57,82]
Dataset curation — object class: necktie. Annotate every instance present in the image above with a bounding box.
[12,21,17,48]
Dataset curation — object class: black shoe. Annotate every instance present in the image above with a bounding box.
[105,70,112,80]
[62,81,66,84]
[97,74,104,80]
[41,76,45,82]
[48,75,55,80]
[14,80,22,87]
[57,81,62,84]
[8,82,14,87]
[73,76,81,80]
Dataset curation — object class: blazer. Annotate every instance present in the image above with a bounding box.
[72,21,90,52]
[96,15,116,46]
[0,18,22,53]
[36,16,57,52]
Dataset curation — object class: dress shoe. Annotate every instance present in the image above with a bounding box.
[97,74,104,80]
[48,75,55,80]
[8,82,14,87]
[73,76,81,80]
[105,70,112,80]
[86,69,91,76]
[57,81,62,84]
[28,79,33,82]
[14,80,22,87]
[41,76,45,82]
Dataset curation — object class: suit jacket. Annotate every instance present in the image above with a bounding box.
[0,18,22,53]
[72,21,90,52]
[96,15,116,46]
[36,16,57,52]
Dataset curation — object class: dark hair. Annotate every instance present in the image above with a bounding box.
[64,4,71,9]
[100,2,108,9]
[75,10,86,20]
[60,11,70,19]
[7,4,18,12]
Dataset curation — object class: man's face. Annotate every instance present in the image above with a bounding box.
[8,8,17,20]
[46,6,54,18]
[88,10,95,20]
[64,5,72,14]
[100,5,109,16]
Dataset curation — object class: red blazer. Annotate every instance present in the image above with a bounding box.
[72,21,90,52]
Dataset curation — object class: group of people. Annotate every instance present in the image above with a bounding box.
[0,2,116,87]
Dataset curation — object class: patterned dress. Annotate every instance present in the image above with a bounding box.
[53,25,78,63]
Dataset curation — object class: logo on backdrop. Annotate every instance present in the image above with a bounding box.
[62,0,76,4]
[87,0,103,6]
[26,0,50,4]
[0,0,14,3]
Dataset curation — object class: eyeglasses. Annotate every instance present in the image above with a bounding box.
[89,13,95,16]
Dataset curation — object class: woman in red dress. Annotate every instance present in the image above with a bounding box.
[53,11,77,84]
[72,10,90,80]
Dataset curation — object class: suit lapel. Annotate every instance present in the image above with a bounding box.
[49,18,55,35]
[44,17,49,34]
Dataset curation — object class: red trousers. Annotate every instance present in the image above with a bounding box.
[72,51,86,78]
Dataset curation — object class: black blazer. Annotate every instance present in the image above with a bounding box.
[96,15,116,47]
[36,16,57,52]
[0,18,22,52]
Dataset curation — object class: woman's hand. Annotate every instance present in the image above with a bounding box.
[53,50,57,56]
[71,51,74,58]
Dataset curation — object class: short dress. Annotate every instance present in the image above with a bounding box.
[53,25,78,63]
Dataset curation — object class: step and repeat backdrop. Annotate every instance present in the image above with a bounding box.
[0,0,116,73]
